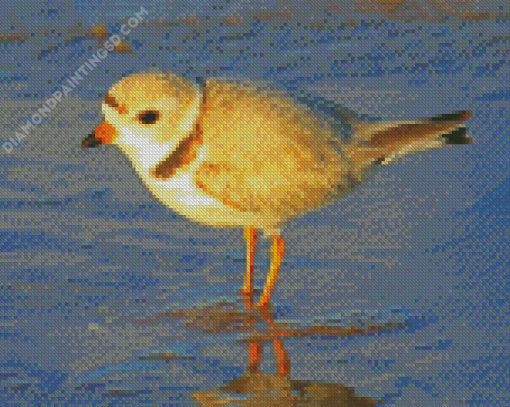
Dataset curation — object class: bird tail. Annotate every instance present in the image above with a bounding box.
[343,110,473,182]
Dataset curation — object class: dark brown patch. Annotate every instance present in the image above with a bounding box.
[149,125,203,179]
[442,127,473,145]
[104,93,128,114]
[429,110,472,123]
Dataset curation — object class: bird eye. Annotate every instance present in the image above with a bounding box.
[137,110,160,125]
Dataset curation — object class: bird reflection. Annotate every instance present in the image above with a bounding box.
[192,372,380,406]
[190,299,381,407]
[137,295,402,405]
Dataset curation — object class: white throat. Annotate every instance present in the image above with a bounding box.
[115,86,203,173]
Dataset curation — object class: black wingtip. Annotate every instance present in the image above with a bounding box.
[442,127,473,145]
[430,110,473,123]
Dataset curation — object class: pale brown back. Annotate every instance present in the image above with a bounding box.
[194,79,351,220]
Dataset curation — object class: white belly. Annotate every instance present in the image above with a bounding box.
[137,146,266,231]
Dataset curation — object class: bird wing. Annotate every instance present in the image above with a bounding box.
[192,79,351,219]
[344,111,473,181]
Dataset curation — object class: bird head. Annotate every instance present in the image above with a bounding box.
[82,71,202,169]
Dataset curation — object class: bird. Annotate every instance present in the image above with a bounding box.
[82,70,473,310]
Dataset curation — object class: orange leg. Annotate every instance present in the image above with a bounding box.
[257,235,285,309]
[248,341,263,373]
[241,227,262,369]
[241,226,258,308]
[258,306,290,377]
[273,339,290,377]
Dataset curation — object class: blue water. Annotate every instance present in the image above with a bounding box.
[0,1,509,405]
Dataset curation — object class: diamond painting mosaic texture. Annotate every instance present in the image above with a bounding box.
[0,1,509,406]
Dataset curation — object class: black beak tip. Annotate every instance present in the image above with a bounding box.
[82,133,102,148]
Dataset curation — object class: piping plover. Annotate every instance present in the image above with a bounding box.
[82,71,473,308]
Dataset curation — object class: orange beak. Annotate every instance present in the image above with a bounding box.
[82,120,118,148]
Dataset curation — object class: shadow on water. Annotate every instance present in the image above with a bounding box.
[135,294,407,406]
